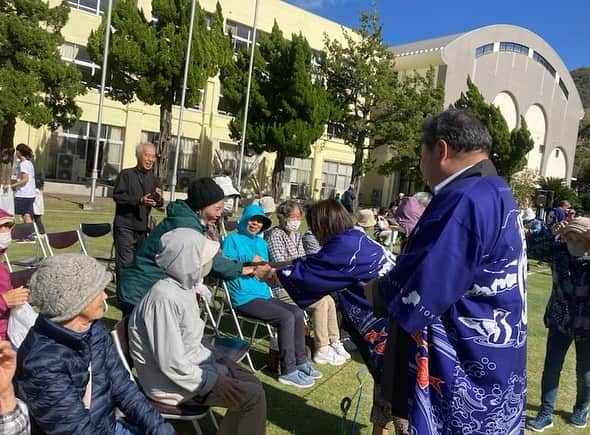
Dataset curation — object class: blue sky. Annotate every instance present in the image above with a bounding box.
[286,0,589,71]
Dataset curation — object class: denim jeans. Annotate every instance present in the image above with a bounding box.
[540,328,590,415]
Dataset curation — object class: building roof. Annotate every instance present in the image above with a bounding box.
[389,32,465,57]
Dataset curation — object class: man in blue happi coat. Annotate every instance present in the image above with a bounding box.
[368,109,527,434]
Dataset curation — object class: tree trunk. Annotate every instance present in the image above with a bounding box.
[271,151,286,201]
[0,118,16,185]
[350,136,365,209]
[156,104,173,187]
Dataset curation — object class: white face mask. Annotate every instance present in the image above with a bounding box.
[285,219,301,233]
[0,232,12,250]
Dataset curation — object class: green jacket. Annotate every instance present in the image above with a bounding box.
[117,200,242,309]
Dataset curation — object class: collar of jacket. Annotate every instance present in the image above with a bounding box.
[34,315,92,350]
[441,158,497,192]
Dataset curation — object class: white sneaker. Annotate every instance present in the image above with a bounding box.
[313,346,346,366]
[331,340,352,360]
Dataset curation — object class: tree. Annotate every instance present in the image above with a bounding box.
[539,176,577,206]
[453,77,534,180]
[509,168,539,208]
[0,0,84,181]
[220,23,330,199]
[88,0,231,184]
[321,9,399,192]
[376,67,444,181]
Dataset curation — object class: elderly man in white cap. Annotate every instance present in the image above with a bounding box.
[528,217,590,431]
[14,254,174,435]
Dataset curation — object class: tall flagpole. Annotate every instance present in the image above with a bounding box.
[169,0,197,202]
[236,0,259,191]
[88,0,112,206]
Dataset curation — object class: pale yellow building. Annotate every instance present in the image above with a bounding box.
[16,0,356,199]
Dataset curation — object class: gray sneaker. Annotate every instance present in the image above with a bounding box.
[278,370,315,388]
[527,414,554,432]
[297,361,322,379]
[570,408,588,429]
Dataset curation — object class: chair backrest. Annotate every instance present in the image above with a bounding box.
[44,230,87,256]
[110,317,134,379]
[12,223,36,240]
[80,223,111,238]
[10,267,37,288]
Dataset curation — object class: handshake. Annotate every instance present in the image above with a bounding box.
[241,256,286,283]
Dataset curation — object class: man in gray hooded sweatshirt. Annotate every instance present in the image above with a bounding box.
[128,228,266,435]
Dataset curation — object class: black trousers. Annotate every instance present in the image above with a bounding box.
[238,298,307,375]
[113,226,146,282]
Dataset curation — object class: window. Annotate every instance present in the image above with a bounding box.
[282,157,312,199]
[172,88,203,110]
[559,78,569,99]
[217,94,235,115]
[226,20,254,52]
[321,161,352,199]
[326,122,344,140]
[555,149,560,158]
[475,43,494,58]
[68,0,111,15]
[45,121,124,182]
[141,132,198,182]
[499,42,529,55]
[533,51,556,77]
[60,43,100,86]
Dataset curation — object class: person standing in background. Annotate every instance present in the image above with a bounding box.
[112,143,163,282]
[11,144,36,224]
[342,185,355,213]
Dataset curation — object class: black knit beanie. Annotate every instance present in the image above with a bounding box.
[186,177,225,211]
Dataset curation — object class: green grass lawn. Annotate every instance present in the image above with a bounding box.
[8,194,582,434]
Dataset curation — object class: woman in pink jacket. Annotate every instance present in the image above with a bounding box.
[0,209,29,340]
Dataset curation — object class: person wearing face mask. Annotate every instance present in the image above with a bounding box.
[0,210,29,341]
[118,177,267,315]
[223,204,321,388]
[527,217,590,431]
[265,201,349,366]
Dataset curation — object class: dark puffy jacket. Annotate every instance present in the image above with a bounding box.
[117,200,242,311]
[15,316,175,435]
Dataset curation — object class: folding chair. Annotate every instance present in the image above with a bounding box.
[79,223,115,265]
[200,295,250,364]
[9,267,37,288]
[111,318,218,435]
[44,229,87,256]
[216,281,276,371]
[5,222,47,270]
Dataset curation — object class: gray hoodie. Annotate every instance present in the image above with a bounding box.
[128,228,226,405]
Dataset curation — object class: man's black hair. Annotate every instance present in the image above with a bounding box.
[422,109,492,154]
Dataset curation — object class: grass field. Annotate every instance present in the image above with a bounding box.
[8,194,583,434]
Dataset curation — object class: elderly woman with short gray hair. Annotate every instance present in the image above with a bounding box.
[265,200,351,366]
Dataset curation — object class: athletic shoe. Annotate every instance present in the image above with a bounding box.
[297,361,323,379]
[527,414,554,432]
[278,370,314,388]
[331,340,352,360]
[314,346,346,366]
[570,408,588,429]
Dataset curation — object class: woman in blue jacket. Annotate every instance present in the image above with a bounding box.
[222,204,320,389]
[15,254,174,435]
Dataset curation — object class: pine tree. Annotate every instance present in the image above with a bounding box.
[0,0,84,181]
[453,77,534,180]
[87,0,231,184]
[220,23,330,199]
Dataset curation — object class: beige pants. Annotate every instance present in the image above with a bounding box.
[202,365,266,435]
[277,290,340,348]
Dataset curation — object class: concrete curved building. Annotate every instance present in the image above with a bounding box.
[365,24,585,206]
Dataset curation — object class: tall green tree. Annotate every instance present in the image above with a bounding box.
[220,23,330,199]
[0,0,84,180]
[321,9,399,191]
[376,67,444,181]
[88,0,231,184]
[453,77,534,180]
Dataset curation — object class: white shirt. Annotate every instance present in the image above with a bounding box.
[15,159,36,198]
[433,163,477,195]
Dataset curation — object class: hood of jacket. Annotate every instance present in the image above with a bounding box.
[155,227,217,290]
[165,200,205,233]
[237,204,271,237]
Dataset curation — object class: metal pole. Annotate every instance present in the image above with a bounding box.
[169,0,197,202]
[89,0,113,205]
[236,0,259,191]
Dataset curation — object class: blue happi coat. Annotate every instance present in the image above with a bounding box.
[376,160,527,434]
[277,228,396,376]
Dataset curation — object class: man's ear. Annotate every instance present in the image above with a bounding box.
[435,139,450,162]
